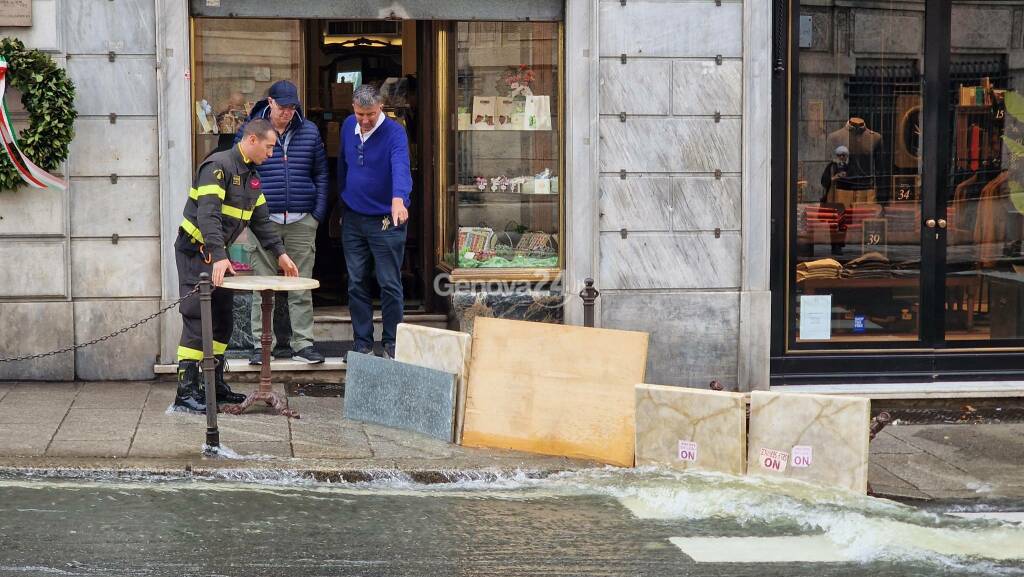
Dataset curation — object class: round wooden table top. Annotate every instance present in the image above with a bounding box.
[220,275,320,292]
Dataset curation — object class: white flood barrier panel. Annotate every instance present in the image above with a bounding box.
[746,391,871,493]
[634,384,746,475]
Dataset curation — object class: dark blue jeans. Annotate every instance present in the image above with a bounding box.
[342,211,406,348]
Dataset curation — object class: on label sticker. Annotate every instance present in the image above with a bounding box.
[677,441,698,463]
[791,445,813,468]
[759,448,789,472]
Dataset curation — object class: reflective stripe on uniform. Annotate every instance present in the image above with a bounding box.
[213,340,228,355]
[177,345,204,362]
[179,218,204,243]
[189,184,226,200]
[221,204,253,221]
[254,194,266,207]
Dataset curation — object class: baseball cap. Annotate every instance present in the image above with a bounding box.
[268,80,300,107]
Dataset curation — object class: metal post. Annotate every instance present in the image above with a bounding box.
[199,272,219,451]
[579,278,599,328]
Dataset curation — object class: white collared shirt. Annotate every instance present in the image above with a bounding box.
[355,111,387,143]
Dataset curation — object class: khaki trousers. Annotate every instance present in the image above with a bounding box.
[247,213,318,351]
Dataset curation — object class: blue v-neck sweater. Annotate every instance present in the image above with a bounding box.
[337,115,413,216]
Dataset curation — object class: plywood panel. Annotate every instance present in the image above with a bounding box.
[462,317,648,466]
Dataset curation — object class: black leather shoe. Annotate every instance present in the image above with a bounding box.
[213,355,247,405]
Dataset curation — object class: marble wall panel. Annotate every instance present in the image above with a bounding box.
[746,391,871,493]
[74,300,159,380]
[0,0,59,51]
[600,118,742,173]
[0,302,74,380]
[738,290,772,392]
[951,7,1012,49]
[394,323,472,444]
[600,2,742,58]
[71,238,160,298]
[66,56,158,116]
[600,176,741,232]
[64,0,155,54]
[635,384,746,475]
[69,118,158,176]
[599,59,671,115]
[71,177,160,238]
[672,60,742,116]
[0,240,66,297]
[344,352,457,443]
[853,11,923,55]
[0,185,65,236]
[599,232,741,289]
[602,292,739,388]
[450,288,563,334]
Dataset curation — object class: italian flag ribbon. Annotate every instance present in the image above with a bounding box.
[0,56,67,192]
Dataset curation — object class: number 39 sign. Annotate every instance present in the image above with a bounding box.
[861,218,887,256]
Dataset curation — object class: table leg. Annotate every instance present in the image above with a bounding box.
[223,289,299,418]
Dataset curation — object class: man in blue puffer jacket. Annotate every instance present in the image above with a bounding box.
[235,80,328,365]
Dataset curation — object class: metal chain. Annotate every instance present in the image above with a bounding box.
[0,283,201,364]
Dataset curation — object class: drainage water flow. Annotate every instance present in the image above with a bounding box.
[0,468,1021,576]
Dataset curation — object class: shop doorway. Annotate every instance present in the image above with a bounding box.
[303,19,436,315]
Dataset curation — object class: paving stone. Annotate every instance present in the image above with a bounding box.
[221,441,292,458]
[53,409,141,441]
[0,423,59,456]
[869,430,919,455]
[343,352,457,443]
[875,452,984,493]
[47,439,131,458]
[73,382,150,410]
[0,401,71,424]
[129,423,205,458]
[216,415,291,443]
[291,440,373,460]
[0,384,11,402]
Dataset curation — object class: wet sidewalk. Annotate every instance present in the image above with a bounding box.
[1,381,1023,500]
[0,381,588,480]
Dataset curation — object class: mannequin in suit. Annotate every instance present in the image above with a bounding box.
[826,117,882,206]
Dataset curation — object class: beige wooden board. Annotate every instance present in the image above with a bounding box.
[462,317,649,466]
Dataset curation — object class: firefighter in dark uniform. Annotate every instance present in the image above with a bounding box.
[174,118,299,413]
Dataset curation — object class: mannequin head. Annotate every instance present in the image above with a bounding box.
[849,117,866,131]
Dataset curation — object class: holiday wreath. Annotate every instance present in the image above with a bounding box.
[0,37,76,193]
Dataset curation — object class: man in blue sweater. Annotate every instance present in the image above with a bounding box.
[338,84,413,359]
[236,80,328,365]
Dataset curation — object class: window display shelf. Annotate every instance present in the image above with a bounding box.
[437,20,563,276]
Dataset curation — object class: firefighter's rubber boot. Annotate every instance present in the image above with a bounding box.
[214,355,247,405]
[173,360,207,413]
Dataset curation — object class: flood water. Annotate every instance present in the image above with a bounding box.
[0,468,1022,576]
